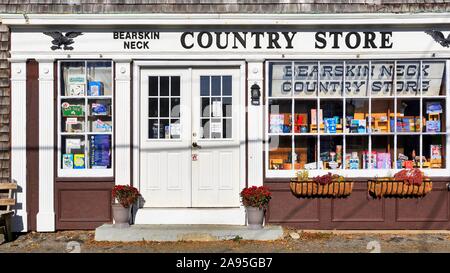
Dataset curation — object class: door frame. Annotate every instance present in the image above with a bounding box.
[132,60,247,224]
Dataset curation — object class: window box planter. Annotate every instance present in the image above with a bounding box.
[367,178,432,198]
[289,178,353,198]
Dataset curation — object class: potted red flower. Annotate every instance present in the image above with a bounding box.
[111,185,140,228]
[240,186,272,229]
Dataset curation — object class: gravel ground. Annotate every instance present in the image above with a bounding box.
[1,229,450,253]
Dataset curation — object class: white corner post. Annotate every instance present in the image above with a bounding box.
[36,60,55,232]
[247,60,264,187]
[10,60,28,232]
[114,60,132,186]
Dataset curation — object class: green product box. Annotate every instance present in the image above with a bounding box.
[62,103,84,117]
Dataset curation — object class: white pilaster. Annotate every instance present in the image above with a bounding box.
[36,60,55,232]
[247,61,264,187]
[10,60,28,232]
[114,60,132,185]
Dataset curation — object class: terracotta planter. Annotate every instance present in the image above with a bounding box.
[112,204,131,228]
[246,207,265,230]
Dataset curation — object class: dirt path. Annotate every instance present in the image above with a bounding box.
[1,229,450,253]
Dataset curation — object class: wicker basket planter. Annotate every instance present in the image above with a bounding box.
[367,179,432,198]
[290,178,354,198]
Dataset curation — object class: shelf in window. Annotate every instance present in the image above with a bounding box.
[87,96,112,99]
[292,133,317,136]
[422,132,447,135]
[61,132,86,136]
[369,132,395,135]
[62,115,85,118]
[87,132,113,135]
[88,115,112,119]
[395,132,422,135]
[61,96,86,99]
[268,133,293,136]
[345,133,370,136]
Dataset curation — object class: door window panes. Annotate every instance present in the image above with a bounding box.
[147,75,181,139]
[200,75,233,139]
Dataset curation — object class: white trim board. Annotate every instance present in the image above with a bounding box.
[3,13,450,26]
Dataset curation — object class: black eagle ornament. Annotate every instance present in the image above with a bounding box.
[425,30,450,48]
[43,31,83,50]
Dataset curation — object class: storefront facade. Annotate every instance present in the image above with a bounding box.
[3,12,450,231]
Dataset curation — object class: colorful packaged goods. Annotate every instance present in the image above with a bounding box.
[89,135,111,168]
[376,153,391,169]
[62,154,74,169]
[74,154,85,169]
[62,102,84,117]
[87,81,104,96]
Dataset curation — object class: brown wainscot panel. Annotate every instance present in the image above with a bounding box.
[265,179,450,230]
[266,183,321,224]
[396,185,449,223]
[55,181,114,230]
[331,189,385,223]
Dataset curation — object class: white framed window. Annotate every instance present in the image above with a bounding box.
[265,59,449,178]
[57,60,114,177]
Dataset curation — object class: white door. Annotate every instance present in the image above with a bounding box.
[140,68,241,208]
[191,69,241,207]
[140,69,191,207]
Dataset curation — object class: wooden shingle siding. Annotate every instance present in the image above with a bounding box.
[0,23,8,183]
[0,1,449,14]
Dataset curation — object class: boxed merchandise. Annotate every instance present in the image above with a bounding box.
[426,119,441,132]
[91,119,112,132]
[68,84,85,96]
[65,118,84,133]
[62,102,84,117]
[269,114,284,133]
[349,152,360,169]
[87,81,104,96]
[430,144,442,168]
[310,109,323,125]
[362,151,377,169]
[65,138,82,154]
[89,135,111,168]
[66,73,86,96]
[62,154,74,169]
[74,154,85,169]
[91,103,109,116]
[376,153,391,169]
[324,118,337,133]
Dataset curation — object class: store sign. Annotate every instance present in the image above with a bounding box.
[271,61,445,97]
[10,29,450,56]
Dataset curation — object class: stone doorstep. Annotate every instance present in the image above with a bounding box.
[95,224,284,242]
[299,230,450,235]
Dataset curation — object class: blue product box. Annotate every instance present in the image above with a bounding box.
[88,81,104,96]
[426,120,441,132]
[91,103,108,115]
[324,118,336,133]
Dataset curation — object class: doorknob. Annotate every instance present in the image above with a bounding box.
[192,142,202,149]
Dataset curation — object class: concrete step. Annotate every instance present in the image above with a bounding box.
[95,224,284,242]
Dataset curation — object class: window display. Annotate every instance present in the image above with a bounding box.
[59,60,113,176]
[267,60,448,175]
